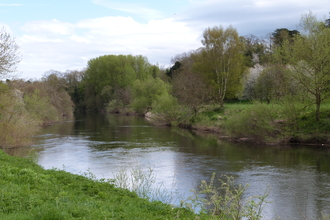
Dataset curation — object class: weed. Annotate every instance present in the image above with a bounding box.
[113,165,180,205]
[182,173,269,219]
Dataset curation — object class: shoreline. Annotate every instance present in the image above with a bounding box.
[144,112,330,148]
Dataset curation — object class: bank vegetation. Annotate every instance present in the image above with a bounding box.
[1,12,330,148]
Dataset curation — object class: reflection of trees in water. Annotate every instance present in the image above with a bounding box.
[3,146,37,158]
[170,129,330,219]
[32,113,330,219]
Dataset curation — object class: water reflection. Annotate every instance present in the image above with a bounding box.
[32,113,330,219]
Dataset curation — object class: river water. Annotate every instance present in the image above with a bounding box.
[30,113,330,219]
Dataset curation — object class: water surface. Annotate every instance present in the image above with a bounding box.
[31,113,330,219]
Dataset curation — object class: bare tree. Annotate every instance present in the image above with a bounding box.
[0,27,21,78]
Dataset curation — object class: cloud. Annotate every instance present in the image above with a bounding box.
[92,0,164,20]
[20,19,74,36]
[16,16,201,79]
[181,0,330,36]
[12,0,330,79]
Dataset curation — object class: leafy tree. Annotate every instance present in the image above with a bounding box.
[171,52,210,114]
[243,34,269,66]
[277,12,330,121]
[0,27,21,78]
[242,64,264,101]
[165,61,181,78]
[253,65,292,103]
[83,55,156,111]
[194,26,246,107]
[62,69,85,108]
[271,28,300,47]
[42,72,74,117]
[131,77,175,114]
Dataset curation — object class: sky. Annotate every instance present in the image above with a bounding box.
[1,0,329,80]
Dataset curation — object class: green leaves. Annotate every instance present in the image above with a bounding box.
[195,25,246,107]
[276,12,330,121]
[84,55,159,111]
[132,77,175,114]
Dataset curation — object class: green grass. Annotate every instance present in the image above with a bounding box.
[191,100,330,144]
[0,150,201,220]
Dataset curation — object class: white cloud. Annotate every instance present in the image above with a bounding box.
[181,0,330,35]
[11,0,330,79]
[92,0,164,20]
[16,16,201,79]
[20,35,62,43]
[20,19,74,36]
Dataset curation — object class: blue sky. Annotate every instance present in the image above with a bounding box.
[1,0,329,79]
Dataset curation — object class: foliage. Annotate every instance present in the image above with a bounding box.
[113,165,179,205]
[194,25,247,107]
[271,28,300,47]
[0,27,21,78]
[132,77,175,114]
[242,34,270,66]
[241,64,264,100]
[0,77,75,148]
[223,102,284,142]
[165,61,181,78]
[172,59,210,114]
[23,88,58,123]
[0,83,39,148]
[83,54,158,111]
[276,12,330,121]
[57,69,85,110]
[253,64,293,103]
[183,173,269,219]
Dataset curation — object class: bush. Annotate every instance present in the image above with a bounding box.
[131,77,174,114]
[183,173,269,219]
[0,87,39,148]
[223,102,283,142]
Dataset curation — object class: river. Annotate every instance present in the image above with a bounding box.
[30,113,330,219]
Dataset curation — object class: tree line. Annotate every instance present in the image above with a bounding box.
[0,11,329,147]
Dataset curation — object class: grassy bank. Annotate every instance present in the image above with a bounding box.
[0,150,199,220]
[150,100,330,146]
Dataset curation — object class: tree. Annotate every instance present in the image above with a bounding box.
[83,55,156,111]
[277,12,330,121]
[165,61,181,78]
[243,34,269,66]
[271,28,300,47]
[0,27,21,78]
[131,77,174,114]
[171,51,210,114]
[195,26,246,107]
[253,65,292,103]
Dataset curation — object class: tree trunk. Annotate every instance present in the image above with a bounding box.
[316,93,321,122]
[220,98,224,108]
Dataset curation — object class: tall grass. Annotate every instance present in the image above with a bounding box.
[112,165,270,219]
[113,165,180,205]
[182,173,269,219]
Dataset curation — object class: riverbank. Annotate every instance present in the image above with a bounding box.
[0,149,202,220]
[143,101,330,147]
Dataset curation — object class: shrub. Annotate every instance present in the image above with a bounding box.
[183,173,269,219]
[223,102,282,141]
[131,77,174,114]
[0,87,39,148]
